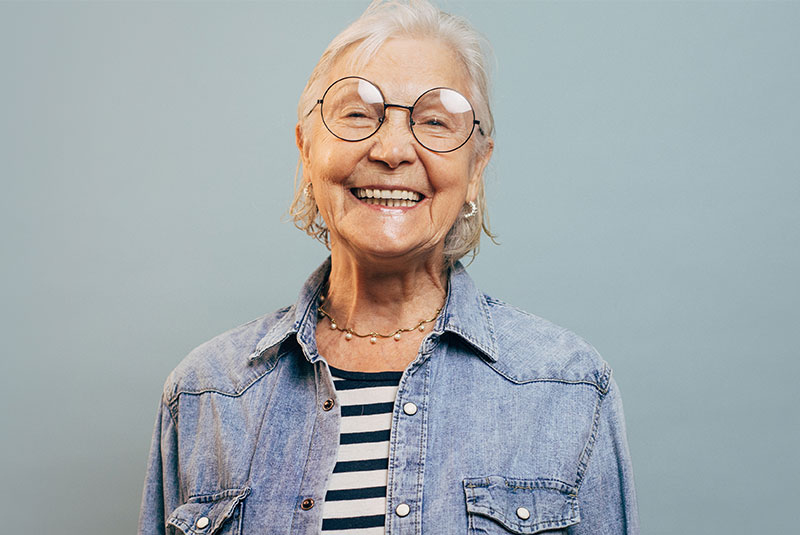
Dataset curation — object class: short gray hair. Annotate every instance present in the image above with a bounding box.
[289,0,496,267]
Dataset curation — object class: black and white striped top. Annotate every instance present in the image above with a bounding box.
[321,366,403,534]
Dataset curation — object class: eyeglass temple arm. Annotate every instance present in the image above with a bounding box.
[304,100,323,118]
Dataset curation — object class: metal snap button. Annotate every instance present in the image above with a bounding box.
[322,398,335,411]
[395,503,410,517]
[402,402,418,415]
[195,516,210,529]
[516,506,530,520]
[301,498,315,510]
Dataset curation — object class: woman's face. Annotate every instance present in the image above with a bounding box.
[297,37,493,265]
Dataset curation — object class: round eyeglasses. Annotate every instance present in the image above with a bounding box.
[310,76,484,153]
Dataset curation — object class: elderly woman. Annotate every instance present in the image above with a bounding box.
[139,1,638,534]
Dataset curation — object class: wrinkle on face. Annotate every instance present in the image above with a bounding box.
[297,37,490,265]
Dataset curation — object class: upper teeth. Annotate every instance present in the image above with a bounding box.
[354,188,422,201]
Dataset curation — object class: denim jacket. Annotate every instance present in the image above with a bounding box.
[139,259,639,534]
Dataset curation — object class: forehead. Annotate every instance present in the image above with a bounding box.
[327,37,470,102]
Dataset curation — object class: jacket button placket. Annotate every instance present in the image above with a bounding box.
[386,352,432,534]
[290,359,340,533]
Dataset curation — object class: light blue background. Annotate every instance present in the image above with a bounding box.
[1,1,798,533]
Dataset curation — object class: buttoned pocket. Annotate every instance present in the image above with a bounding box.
[167,487,250,535]
[463,477,579,534]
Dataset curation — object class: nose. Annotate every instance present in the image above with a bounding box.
[368,106,418,168]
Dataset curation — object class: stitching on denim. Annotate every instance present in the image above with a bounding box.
[168,488,250,534]
[162,392,179,428]
[463,476,573,492]
[438,284,497,361]
[504,478,575,492]
[462,476,580,531]
[253,306,294,354]
[482,296,611,393]
[167,349,284,404]
[386,347,428,533]
[293,279,325,349]
[234,496,244,535]
[165,517,189,534]
[464,483,475,534]
[243,355,286,485]
[187,486,250,502]
[385,394,399,530]
[574,387,607,493]
[483,363,608,393]
[446,323,495,361]
[252,329,294,362]
[598,362,612,395]
[217,487,249,533]
[414,359,431,534]
[479,291,497,354]
[289,360,329,533]
[470,508,576,532]
[385,362,406,534]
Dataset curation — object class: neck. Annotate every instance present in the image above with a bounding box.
[323,246,448,336]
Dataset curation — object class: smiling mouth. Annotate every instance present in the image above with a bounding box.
[352,188,424,208]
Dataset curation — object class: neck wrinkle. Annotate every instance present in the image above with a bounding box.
[324,248,447,335]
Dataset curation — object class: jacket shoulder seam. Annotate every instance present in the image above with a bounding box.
[165,347,284,405]
[483,295,611,393]
[482,367,611,394]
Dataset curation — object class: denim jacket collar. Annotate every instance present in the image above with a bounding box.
[249,258,498,364]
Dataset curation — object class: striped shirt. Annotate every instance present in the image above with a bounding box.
[321,366,402,535]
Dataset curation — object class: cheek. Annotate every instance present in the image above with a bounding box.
[310,142,361,185]
[428,159,473,198]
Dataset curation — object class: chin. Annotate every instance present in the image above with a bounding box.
[352,239,441,265]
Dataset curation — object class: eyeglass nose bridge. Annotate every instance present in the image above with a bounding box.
[378,103,417,129]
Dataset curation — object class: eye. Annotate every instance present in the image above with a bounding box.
[416,114,451,130]
[338,104,380,121]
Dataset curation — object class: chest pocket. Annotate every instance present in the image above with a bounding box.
[463,477,579,534]
[167,487,250,535]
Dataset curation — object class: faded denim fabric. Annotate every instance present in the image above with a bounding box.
[139,259,639,534]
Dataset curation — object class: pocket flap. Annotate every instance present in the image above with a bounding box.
[464,477,579,534]
[167,487,250,535]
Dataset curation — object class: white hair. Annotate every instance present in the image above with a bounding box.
[289,0,496,267]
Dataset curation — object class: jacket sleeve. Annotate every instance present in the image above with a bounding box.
[138,393,182,535]
[571,378,640,534]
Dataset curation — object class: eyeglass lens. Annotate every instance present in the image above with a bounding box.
[320,77,476,153]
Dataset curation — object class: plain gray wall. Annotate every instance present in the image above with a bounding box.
[1,1,798,533]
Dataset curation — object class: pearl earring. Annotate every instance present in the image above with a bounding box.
[464,201,477,219]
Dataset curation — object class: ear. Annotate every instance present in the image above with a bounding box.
[296,122,310,170]
[466,137,494,202]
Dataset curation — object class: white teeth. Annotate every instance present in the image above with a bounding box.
[353,188,422,205]
[358,197,416,207]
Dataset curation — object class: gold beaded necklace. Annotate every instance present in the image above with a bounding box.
[317,296,442,344]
